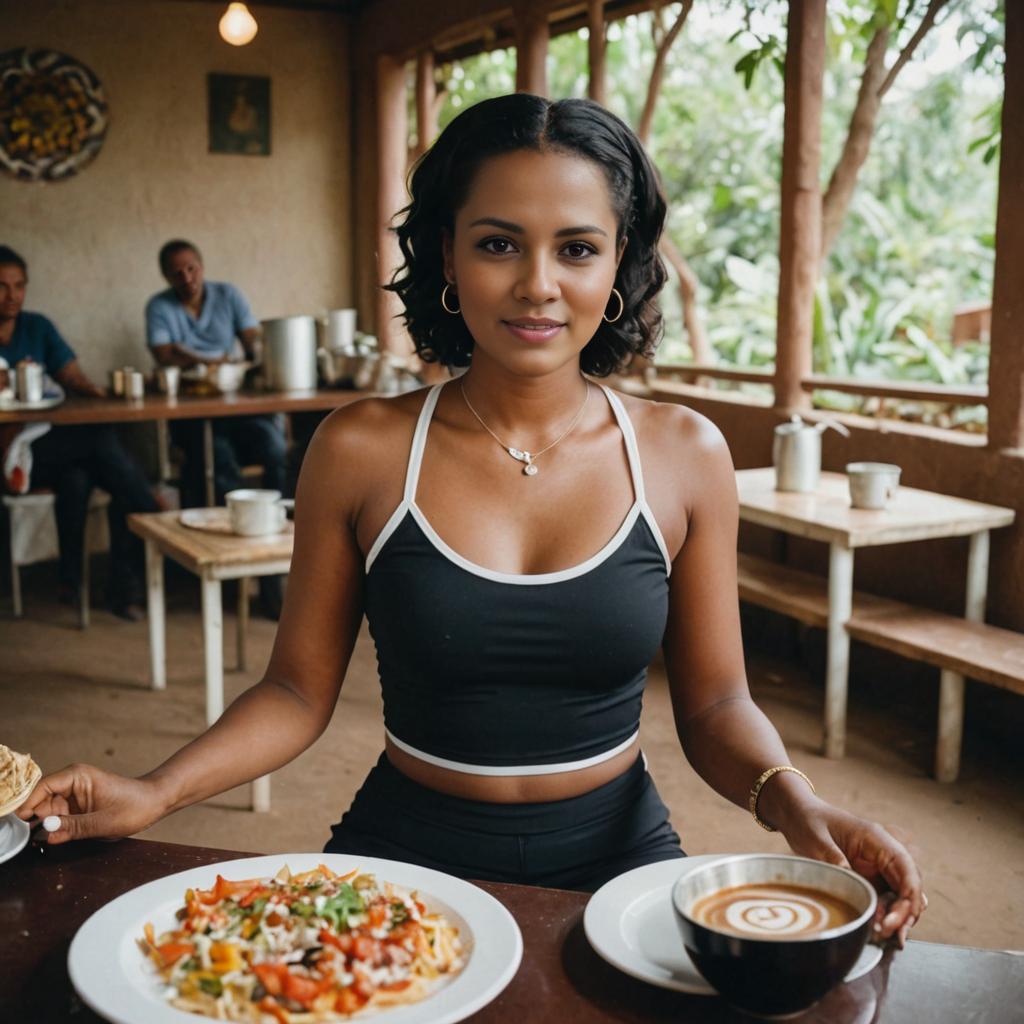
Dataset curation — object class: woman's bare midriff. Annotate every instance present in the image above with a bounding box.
[384,734,641,803]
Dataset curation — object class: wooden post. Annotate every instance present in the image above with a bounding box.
[587,0,606,106]
[774,0,825,413]
[515,2,549,96]
[988,0,1024,451]
[375,54,412,357]
[414,50,437,161]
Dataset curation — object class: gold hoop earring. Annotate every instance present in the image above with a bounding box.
[603,287,624,324]
[441,283,461,315]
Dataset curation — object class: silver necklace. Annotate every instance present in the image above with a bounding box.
[460,378,590,476]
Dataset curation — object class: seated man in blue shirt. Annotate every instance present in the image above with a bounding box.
[0,245,159,620]
[145,239,286,617]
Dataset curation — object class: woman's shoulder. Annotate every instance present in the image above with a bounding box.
[609,383,729,461]
[316,386,431,442]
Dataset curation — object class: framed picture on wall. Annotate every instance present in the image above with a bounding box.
[208,73,270,156]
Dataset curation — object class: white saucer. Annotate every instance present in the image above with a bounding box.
[0,813,30,865]
[584,856,883,995]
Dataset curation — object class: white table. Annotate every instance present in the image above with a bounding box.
[128,510,293,811]
[736,468,1015,761]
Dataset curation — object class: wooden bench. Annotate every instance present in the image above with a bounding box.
[738,553,1024,782]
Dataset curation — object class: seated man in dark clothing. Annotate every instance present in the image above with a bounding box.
[145,239,286,618]
[0,246,159,620]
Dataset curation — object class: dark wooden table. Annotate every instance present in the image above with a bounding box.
[2,838,1020,1022]
[0,388,367,426]
[0,387,369,504]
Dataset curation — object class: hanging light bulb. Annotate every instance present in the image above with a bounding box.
[219,3,258,46]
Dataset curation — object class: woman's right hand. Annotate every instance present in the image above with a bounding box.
[14,764,168,845]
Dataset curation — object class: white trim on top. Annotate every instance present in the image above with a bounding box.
[603,385,673,576]
[408,500,641,585]
[385,727,640,776]
[365,500,410,574]
[640,503,673,577]
[363,379,673,579]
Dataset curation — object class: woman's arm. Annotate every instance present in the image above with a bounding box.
[18,406,370,842]
[660,411,924,944]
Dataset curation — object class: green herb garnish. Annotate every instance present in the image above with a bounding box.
[319,884,365,931]
[198,976,223,997]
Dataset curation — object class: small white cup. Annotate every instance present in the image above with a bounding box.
[846,462,901,510]
[225,488,291,536]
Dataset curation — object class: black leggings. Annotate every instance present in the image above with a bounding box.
[325,752,685,892]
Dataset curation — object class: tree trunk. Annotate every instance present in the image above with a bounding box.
[633,1,708,364]
[660,234,711,364]
[820,0,951,259]
[636,1,693,146]
[587,0,606,106]
[819,25,889,259]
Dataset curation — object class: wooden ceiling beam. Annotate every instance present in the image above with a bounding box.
[357,0,656,64]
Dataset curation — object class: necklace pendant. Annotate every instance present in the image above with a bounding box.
[523,463,539,476]
[508,447,531,464]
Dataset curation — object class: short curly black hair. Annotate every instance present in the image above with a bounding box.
[385,94,667,377]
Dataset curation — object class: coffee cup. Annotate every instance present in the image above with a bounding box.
[225,489,293,536]
[155,365,180,397]
[846,462,900,510]
[126,370,146,401]
[671,853,877,1017]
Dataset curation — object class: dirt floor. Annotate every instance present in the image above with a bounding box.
[2,565,1022,952]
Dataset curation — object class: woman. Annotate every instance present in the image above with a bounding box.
[18,95,923,945]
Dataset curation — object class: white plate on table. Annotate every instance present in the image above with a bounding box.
[0,812,30,865]
[68,853,522,1024]
[584,855,882,995]
[0,383,65,412]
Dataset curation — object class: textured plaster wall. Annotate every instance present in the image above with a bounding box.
[0,0,352,381]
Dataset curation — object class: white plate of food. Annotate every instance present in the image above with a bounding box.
[0,812,30,865]
[584,855,881,995]
[68,853,522,1024]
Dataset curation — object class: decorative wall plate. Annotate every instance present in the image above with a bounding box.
[0,48,109,182]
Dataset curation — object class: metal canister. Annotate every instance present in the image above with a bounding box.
[261,316,318,391]
[15,362,44,403]
[126,370,146,401]
[155,365,180,397]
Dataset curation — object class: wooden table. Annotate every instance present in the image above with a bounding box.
[0,388,367,505]
[2,837,1020,1023]
[128,510,295,812]
[736,468,1016,760]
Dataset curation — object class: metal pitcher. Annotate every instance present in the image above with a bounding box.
[773,414,850,492]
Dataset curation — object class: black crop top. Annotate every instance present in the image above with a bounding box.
[362,383,672,775]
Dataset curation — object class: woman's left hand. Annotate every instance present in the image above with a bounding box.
[781,800,926,948]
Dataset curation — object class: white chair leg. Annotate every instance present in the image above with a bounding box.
[201,573,224,726]
[251,774,271,812]
[145,540,166,690]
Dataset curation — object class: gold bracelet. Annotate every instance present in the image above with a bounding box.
[748,765,815,832]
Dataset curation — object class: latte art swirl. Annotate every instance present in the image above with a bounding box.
[725,892,828,936]
[691,882,860,939]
